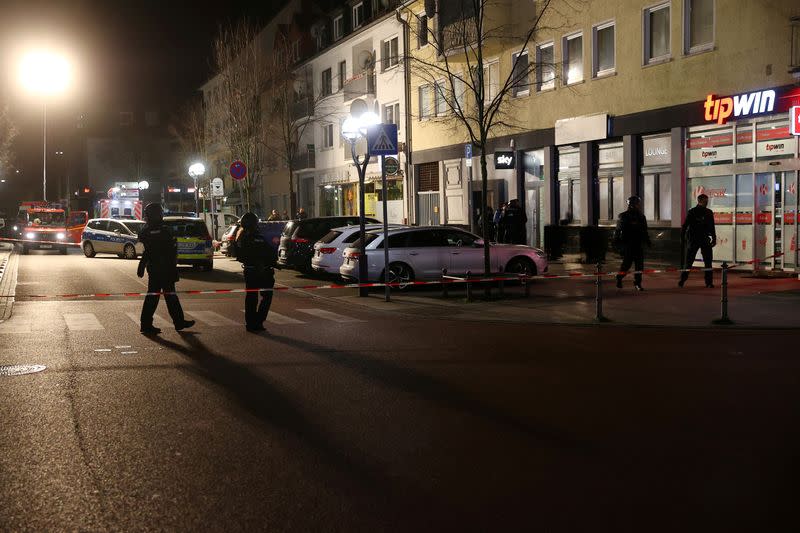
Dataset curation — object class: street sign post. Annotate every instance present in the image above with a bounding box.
[211,178,224,197]
[383,156,400,175]
[464,144,472,167]
[465,144,474,232]
[367,124,398,156]
[229,160,247,181]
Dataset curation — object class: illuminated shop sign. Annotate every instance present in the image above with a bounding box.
[704,89,776,125]
[494,151,515,169]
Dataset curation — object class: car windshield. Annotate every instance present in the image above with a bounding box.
[121,221,145,234]
[29,211,65,227]
[319,230,342,244]
[349,233,380,249]
[164,220,208,238]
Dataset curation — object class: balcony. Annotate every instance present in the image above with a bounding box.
[343,72,376,101]
[291,98,314,122]
[292,148,315,170]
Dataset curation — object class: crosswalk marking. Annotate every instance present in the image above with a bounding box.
[296,308,364,323]
[188,310,240,326]
[265,312,305,325]
[125,311,169,328]
[0,321,31,334]
[64,313,105,331]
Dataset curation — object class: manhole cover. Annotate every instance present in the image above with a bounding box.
[0,364,47,376]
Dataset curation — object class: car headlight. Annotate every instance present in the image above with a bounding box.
[25,232,35,239]
[13,225,18,231]
[56,233,65,240]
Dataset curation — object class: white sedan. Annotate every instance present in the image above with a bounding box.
[339,226,547,284]
[312,223,407,275]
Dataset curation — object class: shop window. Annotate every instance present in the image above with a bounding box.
[687,125,733,166]
[333,15,344,41]
[558,179,581,224]
[755,119,796,161]
[684,0,714,54]
[511,50,530,97]
[599,176,625,224]
[536,42,555,91]
[563,32,583,85]
[687,174,734,262]
[377,179,403,201]
[592,21,615,77]
[644,3,670,64]
[642,173,672,223]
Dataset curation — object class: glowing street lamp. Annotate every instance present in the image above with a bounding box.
[19,51,72,202]
[188,163,205,215]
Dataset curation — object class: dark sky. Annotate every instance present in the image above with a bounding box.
[0,0,284,208]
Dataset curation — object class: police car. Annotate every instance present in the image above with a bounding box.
[162,216,214,271]
[82,218,146,259]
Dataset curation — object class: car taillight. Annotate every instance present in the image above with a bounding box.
[319,247,336,254]
[346,251,360,259]
[291,238,309,244]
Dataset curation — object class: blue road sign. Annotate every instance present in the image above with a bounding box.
[367,124,398,156]
[464,144,472,159]
[229,160,247,181]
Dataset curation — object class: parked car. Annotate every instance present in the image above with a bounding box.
[278,216,379,271]
[339,226,548,284]
[81,218,146,259]
[312,223,407,275]
[219,223,239,257]
[220,219,286,258]
[162,216,214,271]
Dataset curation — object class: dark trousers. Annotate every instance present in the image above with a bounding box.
[681,243,714,285]
[244,266,275,328]
[141,274,185,328]
[617,247,644,286]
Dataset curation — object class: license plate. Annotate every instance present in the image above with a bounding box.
[40,244,52,249]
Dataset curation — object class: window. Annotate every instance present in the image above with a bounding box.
[599,176,625,223]
[592,21,615,77]
[417,14,429,47]
[684,0,714,53]
[434,80,447,116]
[383,102,400,125]
[338,60,346,90]
[352,2,364,29]
[407,230,442,247]
[536,42,555,91]
[452,74,467,110]
[418,84,433,119]
[642,173,672,223]
[321,68,332,96]
[442,230,476,247]
[644,3,670,63]
[482,60,499,102]
[563,32,583,85]
[333,15,344,40]
[382,37,399,71]
[322,123,334,148]
[558,179,581,224]
[511,50,529,97]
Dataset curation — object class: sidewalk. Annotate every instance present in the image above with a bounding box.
[331,260,800,329]
[0,244,16,322]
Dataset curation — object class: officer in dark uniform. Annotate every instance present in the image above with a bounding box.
[679,193,717,288]
[614,196,651,290]
[235,212,277,332]
[136,203,195,334]
[502,199,528,244]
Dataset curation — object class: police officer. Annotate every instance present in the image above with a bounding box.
[235,212,277,332]
[137,203,195,334]
[614,196,651,291]
[502,199,528,244]
[679,193,717,288]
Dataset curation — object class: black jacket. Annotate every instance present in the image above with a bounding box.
[138,223,179,281]
[236,229,277,268]
[682,205,716,246]
[614,209,651,250]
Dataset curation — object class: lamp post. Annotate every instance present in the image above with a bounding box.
[19,51,72,202]
[342,110,380,297]
[188,163,205,216]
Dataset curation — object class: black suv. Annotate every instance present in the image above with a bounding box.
[278,216,378,271]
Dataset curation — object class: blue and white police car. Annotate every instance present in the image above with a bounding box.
[81,218,145,259]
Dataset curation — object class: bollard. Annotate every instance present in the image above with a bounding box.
[595,262,610,322]
[442,268,449,298]
[712,262,734,325]
[498,265,505,299]
[466,270,473,302]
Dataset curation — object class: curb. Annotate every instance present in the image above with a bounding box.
[0,249,18,322]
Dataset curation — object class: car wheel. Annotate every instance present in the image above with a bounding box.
[83,242,96,258]
[203,261,213,271]
[122,243,137,260]
[505,257,536,277]
[384,262,414,289]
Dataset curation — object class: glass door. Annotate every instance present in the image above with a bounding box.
[754,173,775,268]
[782,172,797,270]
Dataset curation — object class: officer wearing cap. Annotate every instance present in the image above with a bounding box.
[137,203,195,334]
[613,195,651,291]
[235,212,277,332]
[679,193,717,288]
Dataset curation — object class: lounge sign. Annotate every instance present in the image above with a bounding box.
[494,151,515,169]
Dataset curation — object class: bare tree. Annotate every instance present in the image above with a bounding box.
[0,103,17,177]
[169,96,207,168]
[209,20,269,212]
[401,0,575,274]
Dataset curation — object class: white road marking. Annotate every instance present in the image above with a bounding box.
[240,309,306,325]
[120,351,138,355]
[296,308,364,323]
[94,349,111,352]
[187,310,240,326]
[114,345,131,349]
[0,321,32,334]
[125,311,169,328]
[64,313,105,331]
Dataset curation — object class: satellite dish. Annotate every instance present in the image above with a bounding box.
[349,98,367,117]
[357,50,375,72]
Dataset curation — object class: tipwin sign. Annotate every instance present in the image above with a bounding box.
[704,89,776,125]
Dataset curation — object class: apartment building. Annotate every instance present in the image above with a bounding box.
[408,0,800,270]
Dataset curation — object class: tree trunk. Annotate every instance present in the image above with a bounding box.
[480,146,490,275]
[288,168,297,216]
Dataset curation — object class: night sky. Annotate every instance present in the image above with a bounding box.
[0,0,284,209]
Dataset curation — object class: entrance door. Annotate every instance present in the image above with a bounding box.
[782,171,798,270]
[418,191,440,226]
[754,173,775,269]
[524,182,543,248]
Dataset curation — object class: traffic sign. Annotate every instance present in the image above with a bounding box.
[367,124,398,156]
[211,178,224,197]
[465,144,472,167]
[383,156,400,175]
[229,160,247,181]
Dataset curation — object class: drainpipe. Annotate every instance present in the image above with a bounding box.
[396,7,414,224]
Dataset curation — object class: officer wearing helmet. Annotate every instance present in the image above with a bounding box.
[613,195,651,291]
[136,203,195,334]
[235,212,277,332]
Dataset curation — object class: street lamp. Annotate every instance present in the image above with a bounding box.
[188,163,205,215]
[342,110,380,297]
[19,51,72,202]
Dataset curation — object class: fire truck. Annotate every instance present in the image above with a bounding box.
[16,202,88,253]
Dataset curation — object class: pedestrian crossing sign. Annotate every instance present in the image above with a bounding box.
[367,124,398,156]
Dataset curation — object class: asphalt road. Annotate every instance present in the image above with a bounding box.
[1,248,798,531]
